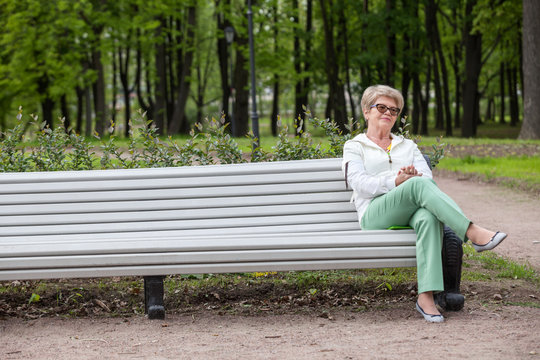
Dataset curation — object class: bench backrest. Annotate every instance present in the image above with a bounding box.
[0,158,358,243]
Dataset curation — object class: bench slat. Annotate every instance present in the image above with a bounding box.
[1,192,352,216]
[0,181,348,205]
[0,171,344,194]
[0,230,416,256]
[0,222,364,244]
[0,246,417,270]
[0,158,343,184]
[0,212,359,236]
[0,202,356,226]
[0,258,417,281]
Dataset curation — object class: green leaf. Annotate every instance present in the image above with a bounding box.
[28,293,41,304]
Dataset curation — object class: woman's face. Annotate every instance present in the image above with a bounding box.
[364,96,400,133]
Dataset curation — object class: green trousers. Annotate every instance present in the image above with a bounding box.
[360,177,470,294]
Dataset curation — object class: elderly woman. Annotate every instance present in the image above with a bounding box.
[342,85,507,323]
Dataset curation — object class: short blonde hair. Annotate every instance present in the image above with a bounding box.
[360,85,404,118]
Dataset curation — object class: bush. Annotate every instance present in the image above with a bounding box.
[0,108,446,172]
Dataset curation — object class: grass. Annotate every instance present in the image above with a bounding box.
[436,155,540,188]
[462,244,539,284]
[164,268,419,295]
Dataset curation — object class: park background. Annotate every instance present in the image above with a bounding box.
[0,3,539,356]
[0,0,539,142]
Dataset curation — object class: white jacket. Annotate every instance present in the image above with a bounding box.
[342,133,432,225]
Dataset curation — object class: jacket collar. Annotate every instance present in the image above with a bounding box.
[352,133,404,148]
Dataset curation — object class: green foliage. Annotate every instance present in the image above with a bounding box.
[29,119,71,172]
[422,136,448,168]
[0,107,449,172]
[197,115,245,165]
[28,293,40,304]
[272,116,324,161]
[306,108,362,157]
[0,108,32,172]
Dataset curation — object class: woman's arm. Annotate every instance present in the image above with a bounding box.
[345,160,396,198]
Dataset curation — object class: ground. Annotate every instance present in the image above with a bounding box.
[1,170,539,359]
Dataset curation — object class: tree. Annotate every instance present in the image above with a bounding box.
[270,0,280,136]
[169,4,197,134]
[319,0,347,132]
[231,1,249,137]
[0,0,529,139]
[216,0,233,132]
[461,0,481,137]
[519,0,540,139]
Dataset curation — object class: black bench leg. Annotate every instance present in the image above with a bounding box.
[435,226,465,311]
[144,276,166,319]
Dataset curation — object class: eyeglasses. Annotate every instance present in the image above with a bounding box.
[370,104,400,116]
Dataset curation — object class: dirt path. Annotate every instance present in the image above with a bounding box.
[434,172,540,270]
[1,173,539,360]
[1,305,539,359]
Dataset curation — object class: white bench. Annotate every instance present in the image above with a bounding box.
[0,158,418,318]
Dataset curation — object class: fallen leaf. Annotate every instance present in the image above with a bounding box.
[94,299,111,312]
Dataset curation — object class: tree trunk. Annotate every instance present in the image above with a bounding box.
[136,29,153,118]
[60,94,70,131]
[453,51,461,129]
[41,95,55,129]
[233,27,249,136]
[385,0,395,86]
[300,0,312,120]
[119,31,133,137]
[412,72,421,134]
[75,86,84,134]
[485,97,494,122]
[169,6,197,134]
[433,55,444,130]
[168,17,178,127]
[85,85,93,137]
[293,0,304,132]
[420,58,431,136]
[508,65,520,127]
[404,0,421,133]
[498,62,506,124]
[271,76,279,136]
[360,0,371,93]
[432,4,452,136]
[38,75,54,129]
[270,1,280,136]
[319,0,347,131]
[111,45,118,128]
[154,17,168,134]
[461,0,481,137]
[425,0,446,132]
[401,30,411,120]
[216,0,232,133]
[340,3,356,123]
[519,0,540,138]
[92,49,106,136]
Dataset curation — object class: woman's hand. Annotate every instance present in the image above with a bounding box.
[395,165,423,186]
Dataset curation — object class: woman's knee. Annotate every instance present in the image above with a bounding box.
[410,208,441,229]
[401,176,437,195]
